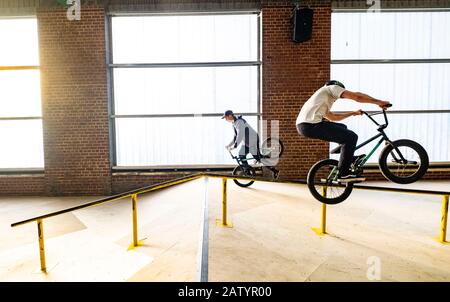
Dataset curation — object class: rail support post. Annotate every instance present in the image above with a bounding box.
[128,194,146,250]
[37,219,47,273]
[216,177,233,228]
[312,186,327,236]
[439,195,449,243]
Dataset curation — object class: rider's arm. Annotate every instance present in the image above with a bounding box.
[234,119,245,147]
[226,132,237,149]
[226,140,235,149]
[226,120,244,149]
[324,110,361,122]
[341,90,390,108]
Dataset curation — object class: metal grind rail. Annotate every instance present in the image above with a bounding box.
[11,173,204,273]
[11,172,449,278]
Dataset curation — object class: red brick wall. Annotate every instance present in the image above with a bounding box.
[261,1,331,179]
[112,172,195,194]
[364,169,450,181]
[422,171,450,180]
[38,7,111,195]
[0,2,447,196]
[0,175,46,196]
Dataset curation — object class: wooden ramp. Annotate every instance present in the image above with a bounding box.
[1,178,449,281]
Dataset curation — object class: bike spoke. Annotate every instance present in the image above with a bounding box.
[388,146,421,178]
[313,164,346,200]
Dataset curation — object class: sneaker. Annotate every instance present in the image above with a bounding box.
[272,169,280,179]
[352,154,366,165]
[337,174,366,183]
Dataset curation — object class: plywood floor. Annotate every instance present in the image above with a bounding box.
[0,178,449,281]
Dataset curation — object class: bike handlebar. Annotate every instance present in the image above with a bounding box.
[361,103,392,129]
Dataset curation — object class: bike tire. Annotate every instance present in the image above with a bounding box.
[379,139,429,184]
[260,137,284,166]
[307,159,354,205]
[232,166,256,188]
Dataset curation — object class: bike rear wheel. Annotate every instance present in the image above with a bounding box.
[232,166,256,187]
[307,159,353,205]
[379,139,429,184]
[260,137,284,166]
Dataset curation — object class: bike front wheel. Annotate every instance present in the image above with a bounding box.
[379,139,429,184]
[232,166,256,187]
[307,159,354,204]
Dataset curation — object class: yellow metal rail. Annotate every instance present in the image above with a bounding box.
[10,171,449,274]
[11,173,203,272]
[0,66,39,71]
[205,173,449,244]
[441,195,449,243]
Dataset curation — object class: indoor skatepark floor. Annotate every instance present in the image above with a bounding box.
[0,178,449,281]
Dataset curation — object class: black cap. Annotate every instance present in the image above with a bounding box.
[221,110,234,119]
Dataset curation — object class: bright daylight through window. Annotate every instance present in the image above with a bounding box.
[331,11,450,163]
[110,14,260,167]
[0,18,44,169]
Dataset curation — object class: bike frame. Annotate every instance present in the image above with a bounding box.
[228,143,275,168]
[229,150,259,168]
[328,108,408,180]
[355,109,409,167]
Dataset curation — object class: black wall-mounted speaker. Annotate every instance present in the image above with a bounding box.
[292,7,314,43]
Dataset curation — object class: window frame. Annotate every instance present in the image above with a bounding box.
[107,11,262,170]
[331,9,450,166]
[0,16,44,172]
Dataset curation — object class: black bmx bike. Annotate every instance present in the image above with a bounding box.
[229,137,284,188]
[307,106,429,204]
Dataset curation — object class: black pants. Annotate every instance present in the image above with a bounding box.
[239,139,259,169]
[297,121,358,175]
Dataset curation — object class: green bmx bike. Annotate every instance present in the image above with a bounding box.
[307,106,429,204]
[229,137,284,188]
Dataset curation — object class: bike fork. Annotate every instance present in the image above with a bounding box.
[385,139,408,164]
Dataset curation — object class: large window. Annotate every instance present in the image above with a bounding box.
[331,11,450,163]
[0,18,44,169]
[110,14,260,167]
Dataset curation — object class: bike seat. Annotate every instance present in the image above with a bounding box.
[330,145,342,154]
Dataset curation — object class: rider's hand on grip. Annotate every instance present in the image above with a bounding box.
[379,101,391,109]
[353,109,363,116]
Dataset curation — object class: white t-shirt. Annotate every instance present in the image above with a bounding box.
[296,85,346,125]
